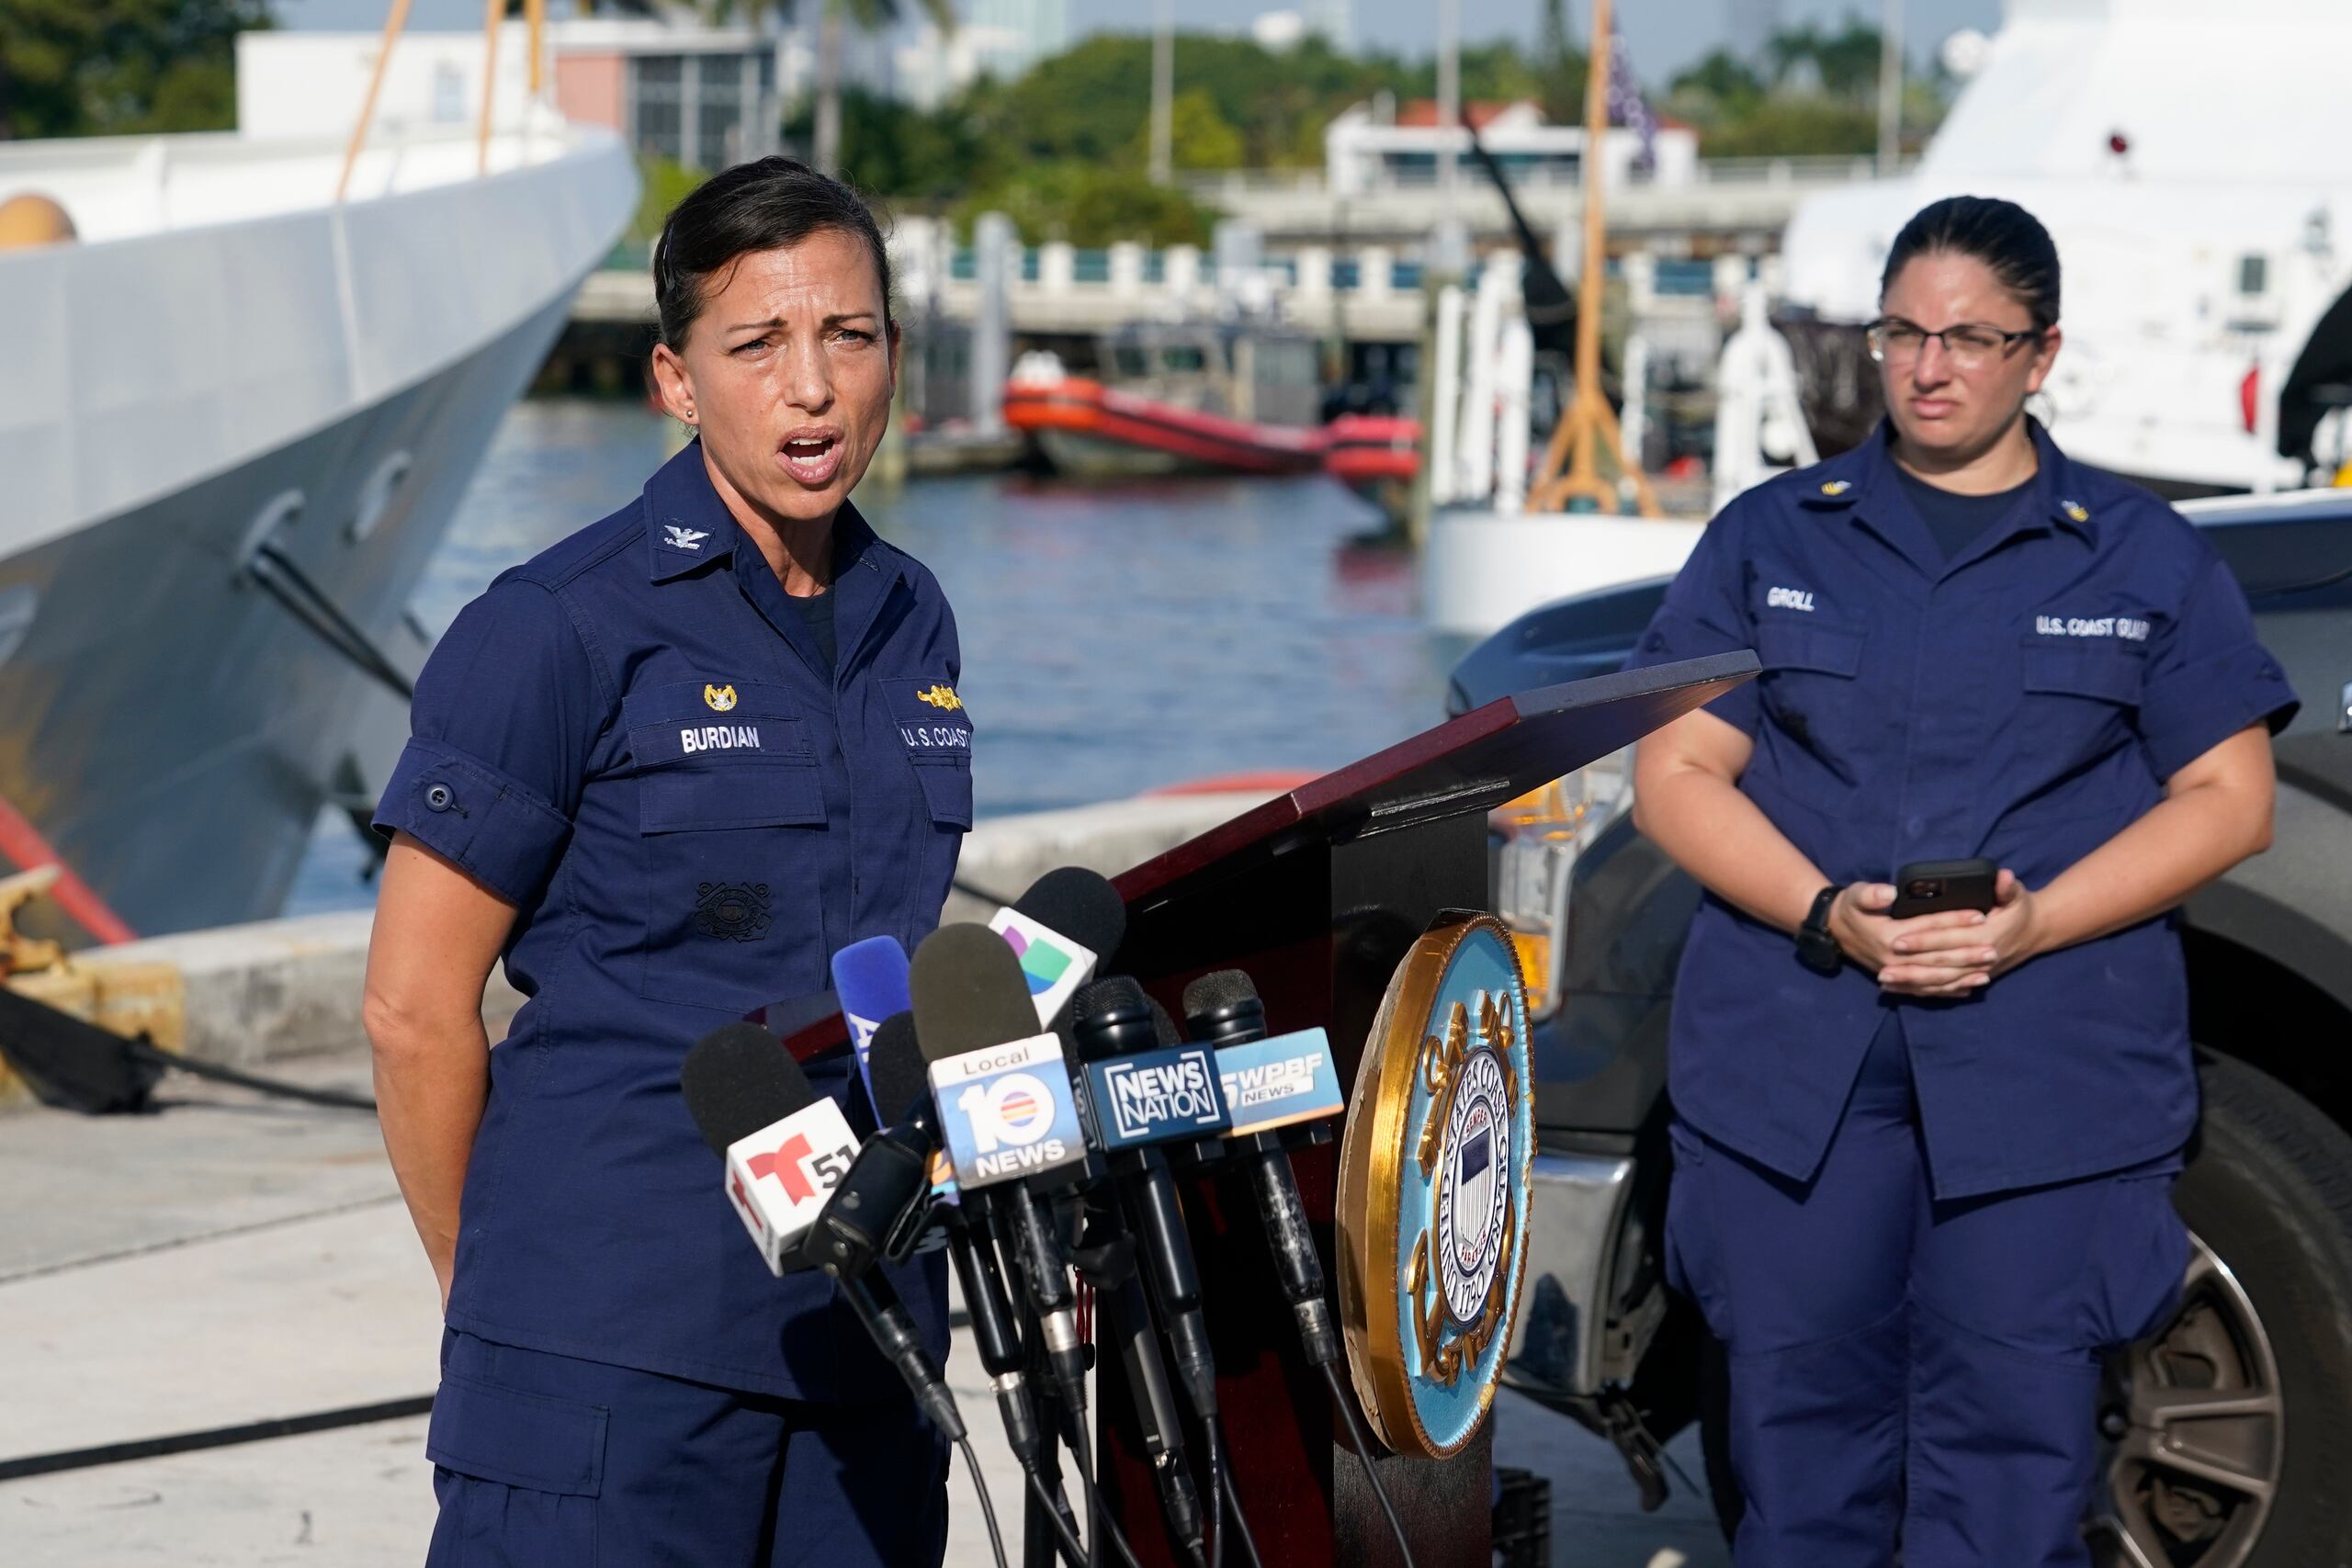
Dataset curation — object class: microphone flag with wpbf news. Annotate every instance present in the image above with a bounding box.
[1217,1026,1344,1134]
[680,1022,860,1276]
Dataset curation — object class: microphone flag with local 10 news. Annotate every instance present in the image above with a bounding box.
[1216,1026,1344,1135]
[725,1098,861,1274]
[986,907,1097,1027]
[928,1033,1091,1190]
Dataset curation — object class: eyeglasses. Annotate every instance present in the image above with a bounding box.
[1867,318,2044,368]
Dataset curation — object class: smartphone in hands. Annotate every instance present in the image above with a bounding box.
[1886,857,1998,919]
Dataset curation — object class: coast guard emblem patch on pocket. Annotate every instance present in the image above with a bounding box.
[694,882,770,942]
[705,684,738,712]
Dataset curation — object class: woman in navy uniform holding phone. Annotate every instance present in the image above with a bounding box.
[362,160,966,1565]
[1624,197,2298,1566]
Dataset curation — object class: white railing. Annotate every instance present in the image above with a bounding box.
[1176,153,1903,201]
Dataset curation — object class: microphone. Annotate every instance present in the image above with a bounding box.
[831,934,911,1116]
[1183,972,1346,1368]
[681,1022,860,1276]
[910,923,1093,1412]
[1069,977,1224,1422]
[803,1012,945,1281]
[861,1012,1052,1475]
[1188,970,1419,1568]
[992,866,1127,1027]
[679,1024,966,1443]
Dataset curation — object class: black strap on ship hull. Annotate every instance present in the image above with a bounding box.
[247,542,415,703]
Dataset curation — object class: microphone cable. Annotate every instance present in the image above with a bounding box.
[1204,1419,1261,1568]
[1058,1414,1145,1568]
[958,1435,1012,1568]
[1322,1359,1418,1568]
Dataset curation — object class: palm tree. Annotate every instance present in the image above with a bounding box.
[699,0,956,176]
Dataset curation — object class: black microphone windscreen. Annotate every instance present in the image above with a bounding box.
[1148,997,1182,1047]
[1012,866,1127,964]
[1073,974,1149,1024]
[866,1011,931,1123]
[682,1022,815,1155]
[910,922,1042,1062]
[1182,969,1260,1020]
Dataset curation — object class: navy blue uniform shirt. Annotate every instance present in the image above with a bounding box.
[374,440,963,1395]
[1626,421,2297,1199]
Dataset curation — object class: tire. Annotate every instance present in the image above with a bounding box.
[2088,1051,2352,1568]
[1694,1051,2352,1566]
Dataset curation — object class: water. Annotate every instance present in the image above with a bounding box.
[288,398,1455,915]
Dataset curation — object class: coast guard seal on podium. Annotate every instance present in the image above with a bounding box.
[1336,909,1535,1458]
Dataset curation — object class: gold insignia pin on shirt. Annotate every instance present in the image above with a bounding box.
[2062,500,2090,523]
[704,684,738,712]
[916,685,963,712]
[1820,479,1852,496]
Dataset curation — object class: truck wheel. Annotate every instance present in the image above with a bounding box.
[1697,1052,2352,1565]
[2086,1051,2352,1568]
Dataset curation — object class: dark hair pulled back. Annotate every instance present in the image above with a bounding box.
[1880,195,2061,333]
[651,155,894,351]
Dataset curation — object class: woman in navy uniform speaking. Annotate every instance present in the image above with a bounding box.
[1625,197,2298,1566]
[361,160,967,1565]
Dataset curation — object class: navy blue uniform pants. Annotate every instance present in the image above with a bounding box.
[1667,1018,2188,1567]
[423,1330,949,1568]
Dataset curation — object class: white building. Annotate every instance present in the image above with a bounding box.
[1324,100,1700,198]
[238,17,784,170]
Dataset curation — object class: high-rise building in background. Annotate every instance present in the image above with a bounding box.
[1728,0,1780,61]
[1304,0,1353,52]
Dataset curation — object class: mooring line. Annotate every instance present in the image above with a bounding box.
[0,1394,435,1483]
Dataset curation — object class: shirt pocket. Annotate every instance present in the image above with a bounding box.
[1751,617,1867,775]
[881,676,975,831]
[621,680,829,1006]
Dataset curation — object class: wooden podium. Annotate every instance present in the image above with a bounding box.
[1097,652,1755,1567]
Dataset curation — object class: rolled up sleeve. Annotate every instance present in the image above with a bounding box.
[372,578,604,907]
[2137,555,2300,781]
[1622,509,1760,735]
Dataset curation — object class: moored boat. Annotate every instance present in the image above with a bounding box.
[0,116,633,938]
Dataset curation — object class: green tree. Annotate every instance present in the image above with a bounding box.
[785,86,991,198]
[0,0,272,141]
[952,161,1213,249]
[1155,88,1245,171]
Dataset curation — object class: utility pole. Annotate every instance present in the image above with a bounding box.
[1432,0,1465,275]
[1877,0,1905,175]
[1149,0,1173,186]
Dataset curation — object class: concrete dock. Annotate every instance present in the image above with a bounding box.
[0,793,1729,1564]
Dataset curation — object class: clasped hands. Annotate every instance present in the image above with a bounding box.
[1826,871,2045,998]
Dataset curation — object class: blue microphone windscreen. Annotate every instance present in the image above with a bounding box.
[832,935,912,1030]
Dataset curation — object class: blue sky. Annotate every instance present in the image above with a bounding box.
[278,1,2005,83]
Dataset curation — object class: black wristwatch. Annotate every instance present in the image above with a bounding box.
[1795,885,1846,976]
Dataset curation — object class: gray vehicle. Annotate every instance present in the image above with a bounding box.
[1457,489,2352,1568]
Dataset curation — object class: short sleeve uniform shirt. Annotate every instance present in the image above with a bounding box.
[1624,421,2298,1199]
[373,441,965,1395]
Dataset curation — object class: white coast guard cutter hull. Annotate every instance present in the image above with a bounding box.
[0,121,634,936]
